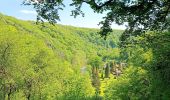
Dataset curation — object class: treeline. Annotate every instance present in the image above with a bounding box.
[0,14,122,100]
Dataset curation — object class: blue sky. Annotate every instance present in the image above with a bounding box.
[0,0,126,29]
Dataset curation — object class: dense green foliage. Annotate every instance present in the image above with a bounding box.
[0,14,122,100]
[104,31,170,99]
[105,66,150,100]
[1,13,170,100]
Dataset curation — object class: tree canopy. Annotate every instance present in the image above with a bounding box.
[0,14,122,99]
[23,0,170,41]
[1,5,170,98]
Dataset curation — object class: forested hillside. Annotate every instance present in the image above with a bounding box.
[0,13,170,100]
[105,31,170,99]
[0,14,122,100]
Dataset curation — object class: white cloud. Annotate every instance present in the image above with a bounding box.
[20,10,37,15]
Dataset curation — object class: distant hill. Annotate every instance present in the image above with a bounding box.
[0,13,123,63]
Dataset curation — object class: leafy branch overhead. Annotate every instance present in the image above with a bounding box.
[23,0,170,41]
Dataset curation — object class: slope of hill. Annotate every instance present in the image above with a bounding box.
[0,14,122,100]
